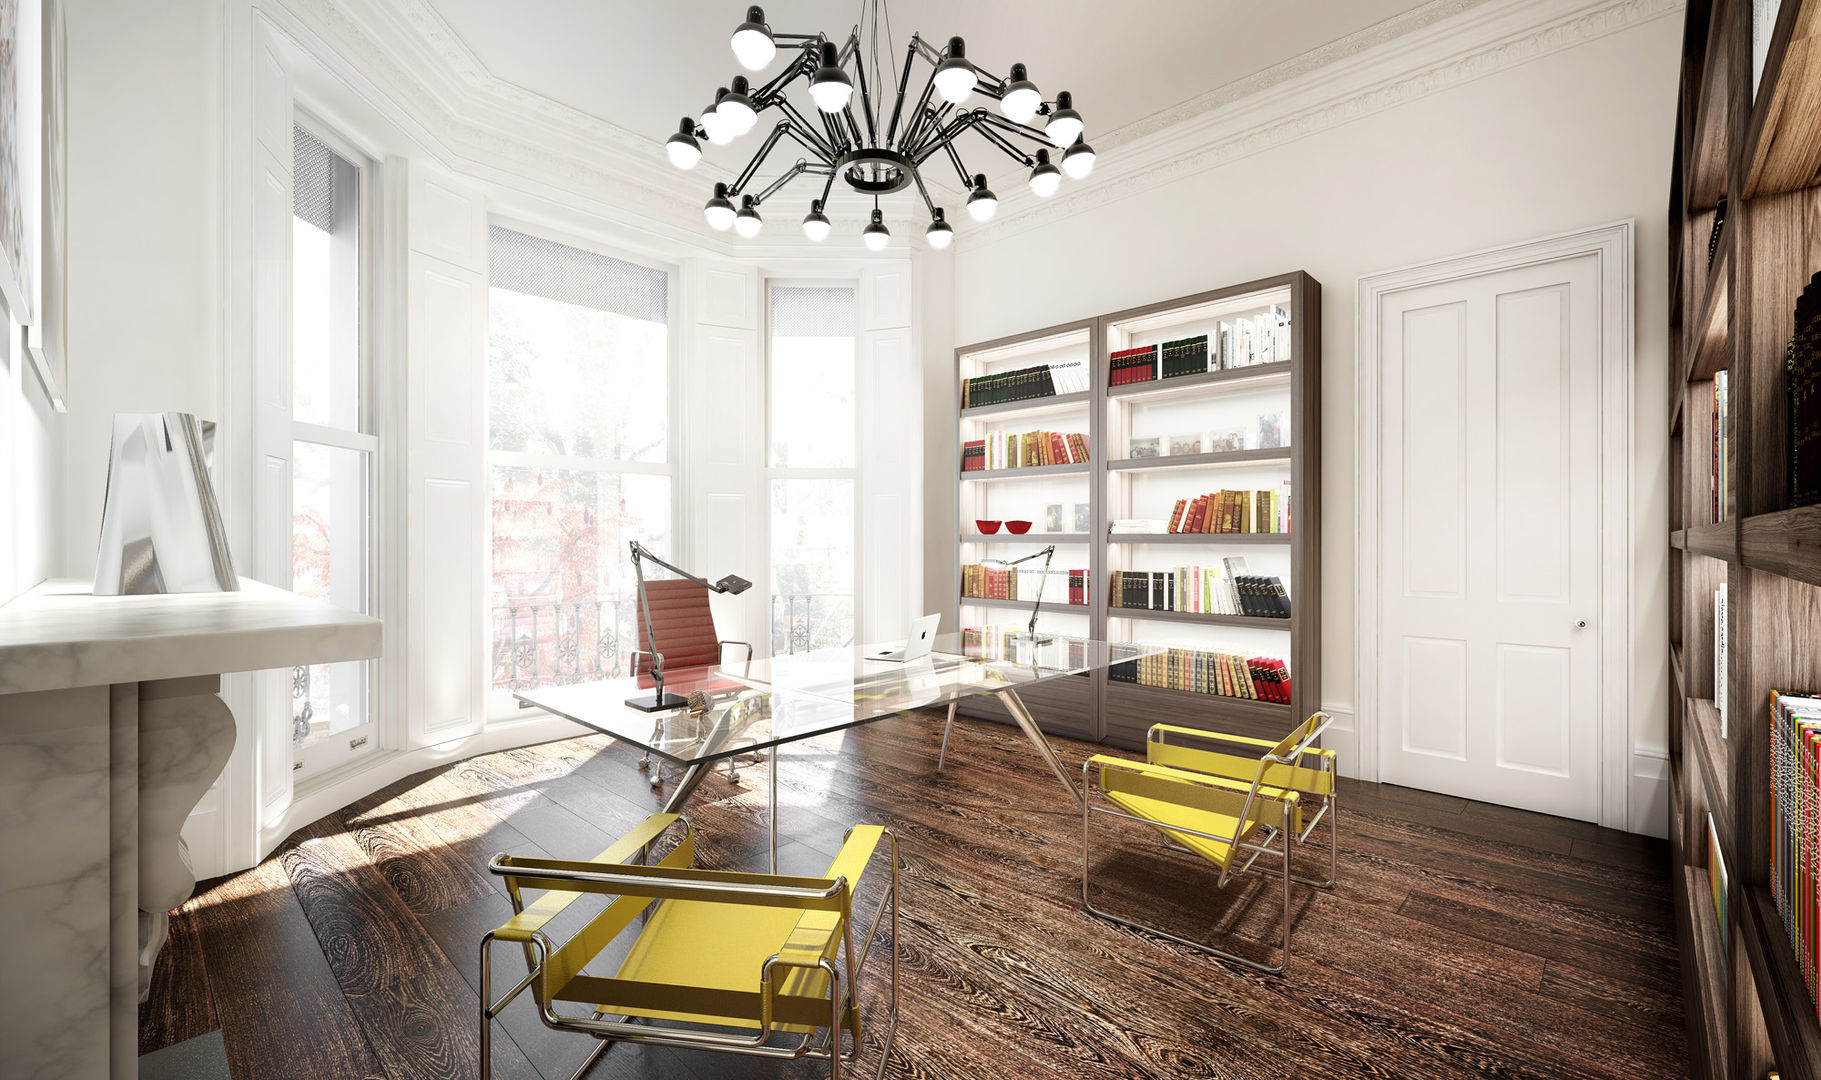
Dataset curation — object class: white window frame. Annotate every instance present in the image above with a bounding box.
[763,278,862,656]
[288,112,382,780]
[483,221,682,720]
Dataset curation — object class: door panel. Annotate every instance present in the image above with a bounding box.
[1378,254,1601,821]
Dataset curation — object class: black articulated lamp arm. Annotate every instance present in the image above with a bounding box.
[628,541,753,596]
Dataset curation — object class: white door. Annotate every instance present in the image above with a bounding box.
[1376,253,1602,820]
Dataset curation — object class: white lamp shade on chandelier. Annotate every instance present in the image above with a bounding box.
[669,2,1095,248]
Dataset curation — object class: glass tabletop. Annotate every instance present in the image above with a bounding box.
[514,634,1159,767]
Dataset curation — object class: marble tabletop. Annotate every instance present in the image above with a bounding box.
[0,578,382,694]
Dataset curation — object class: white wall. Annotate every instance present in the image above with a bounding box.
[936,9,1679,831]
[1,308,61,604]
[60,0,220,577]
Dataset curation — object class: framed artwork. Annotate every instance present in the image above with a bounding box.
[1043,504,1062,532]
[0,0,61,409]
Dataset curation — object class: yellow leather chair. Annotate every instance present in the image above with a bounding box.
[481,813,899,1080]
[1081,712,1336,973]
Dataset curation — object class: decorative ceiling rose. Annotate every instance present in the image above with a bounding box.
[666,1,1096,248]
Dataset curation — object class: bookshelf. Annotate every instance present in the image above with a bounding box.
[1667,1,1821,1077]
[952,272,1320,748]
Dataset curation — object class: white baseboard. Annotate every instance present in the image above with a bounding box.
[1629,748,1669,840]
[1320,706,1359,778]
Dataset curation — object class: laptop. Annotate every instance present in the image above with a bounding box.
[865,614,941,663]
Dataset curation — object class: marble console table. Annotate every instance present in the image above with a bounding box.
[0,579,381,1079]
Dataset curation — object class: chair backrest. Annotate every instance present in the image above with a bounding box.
[632,579,723,685]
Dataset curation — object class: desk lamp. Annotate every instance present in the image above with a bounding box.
[981,544,1057,647]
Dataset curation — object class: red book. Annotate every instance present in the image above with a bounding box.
[1167,498,1187,534]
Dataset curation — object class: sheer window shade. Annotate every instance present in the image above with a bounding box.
[770,285,856,337]
[488,226,668,324]
[292,125,336,232]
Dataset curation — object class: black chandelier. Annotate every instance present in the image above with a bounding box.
[664,1,1095,249]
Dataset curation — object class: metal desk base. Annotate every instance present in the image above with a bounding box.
[659,688,1082,875]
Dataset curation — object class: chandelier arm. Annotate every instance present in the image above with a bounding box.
[942,139,971,187]
[907,158,939,217]
[976,111,1056,145]
[781,124,837,166]
[909,34,944,65]
[751,43,818,102]
[728,121,793,196]
[773,97,840,159]
[818,168,837,207]
[850,49,878,146]
[910,109,972,166]
[971,120,1033,167]
[896,83,939,151]
[834,28,860,67]
[883,39,920,148]
[903,98,952,159]
[754,160,812,204]
[841,104,867,150]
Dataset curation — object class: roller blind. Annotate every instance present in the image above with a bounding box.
[770,285,856,338]
[487,226,668,324]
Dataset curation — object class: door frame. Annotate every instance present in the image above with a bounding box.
[1354,220,1634,830]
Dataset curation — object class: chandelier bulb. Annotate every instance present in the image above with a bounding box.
[934,36,976,106]
[862,207,891,252]
[926,207,954,250]
[1062,135,1096,179]
[731,5,776,71]
[734,194,764,238]
[966,173,997,223]
[1000,62,1041,124]
[666,116,703,170]
[1029,148,1061,198]
[704,182,736,231]
[809,41,854,113]
[802,199,832,242]
[720,76,758,137]
[1045,89,1083,149]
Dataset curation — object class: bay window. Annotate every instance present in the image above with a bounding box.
[486,226,675,710]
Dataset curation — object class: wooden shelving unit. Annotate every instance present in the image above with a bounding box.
[1668,1,1821,1075]
[952,273,1319,748]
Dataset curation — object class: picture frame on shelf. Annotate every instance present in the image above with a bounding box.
[1043,504,1062,532]
[1129,435,1161,459]
[1168,433,1202,457]
[1071,502,1090,533]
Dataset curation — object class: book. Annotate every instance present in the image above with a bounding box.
[1716,583,1728,737]
[1109,345,1158,386]
[1164,487,1292,533]
[960,360,1090,408]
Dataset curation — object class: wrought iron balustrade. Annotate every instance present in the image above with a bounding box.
[491,597,636,691]
[771,592,855,655]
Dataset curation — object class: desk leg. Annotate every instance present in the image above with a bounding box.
[658,762,711,815]
[936,701,958,772]
[995,689,1085,811]
[769,743,779,874]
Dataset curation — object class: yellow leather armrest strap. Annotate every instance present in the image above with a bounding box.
[1148,742,1334,797]
[1149,723,1337,761]
[776,825,886,972]
[494,813,686,944]
[1089,754,1299,806]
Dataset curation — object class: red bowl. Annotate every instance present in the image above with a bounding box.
[975,519,1002,534]
[1005,520,1033,534]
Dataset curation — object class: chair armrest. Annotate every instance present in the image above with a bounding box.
[1086,754,1298,805]
[776,826,894,1002]
[1148,722,1337,762]
[491,813,688,943]
[490,856,849,910]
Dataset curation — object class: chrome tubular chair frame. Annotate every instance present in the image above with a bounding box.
[1081,712,1335,974]
[479,817,900,1080]
[1146,721,1338,890]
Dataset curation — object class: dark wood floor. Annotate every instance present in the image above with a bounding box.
[140,709,1687,1080]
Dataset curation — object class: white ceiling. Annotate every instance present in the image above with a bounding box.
[422,0,1441,203]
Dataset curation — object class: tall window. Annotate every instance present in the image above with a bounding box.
[767,284,857,654]
[487,226,673,707]
[290,122,376,776]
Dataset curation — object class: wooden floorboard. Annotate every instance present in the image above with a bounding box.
[140,708,1686,1079]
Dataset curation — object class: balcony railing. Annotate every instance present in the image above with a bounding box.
[771,592,854,655]
[491,597,635,691]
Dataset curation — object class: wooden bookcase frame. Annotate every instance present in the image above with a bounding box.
[950,272,1321,748]
[1669,1,1821,1076]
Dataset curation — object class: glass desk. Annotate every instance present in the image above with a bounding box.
[515,634,1159,869]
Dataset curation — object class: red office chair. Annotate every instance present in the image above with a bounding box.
[628,579,754,783]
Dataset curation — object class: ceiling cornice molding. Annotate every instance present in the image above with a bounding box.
[961,0,1682,247]
[277,0,1678,252]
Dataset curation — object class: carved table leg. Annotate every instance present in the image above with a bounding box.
[136,675,236,1000]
